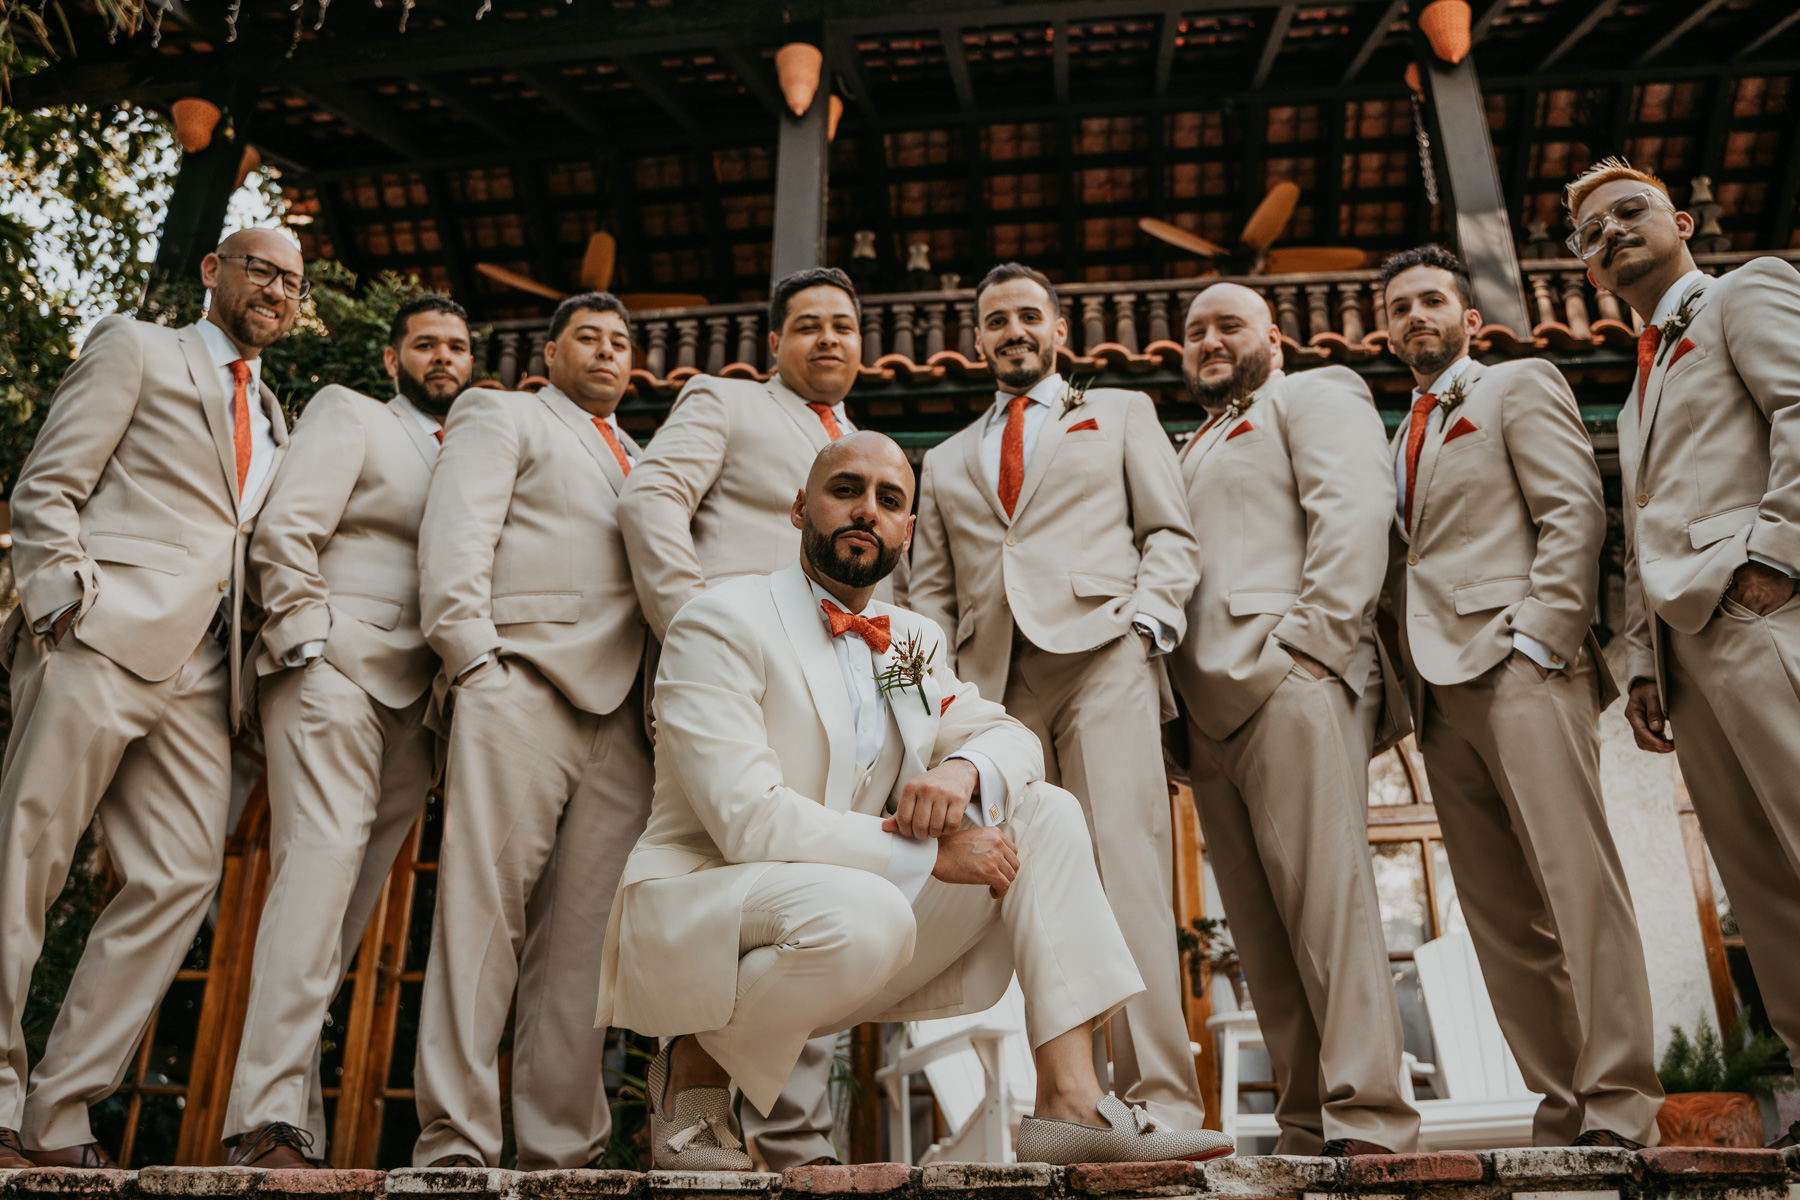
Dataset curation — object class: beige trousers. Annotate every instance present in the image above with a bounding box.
[1002,635,1203,1129]
[0,628,231,1150]
[1666,596,1800,1087]
[739,1038,835,1168]
[412,657,652,1169]
[1421,649,1662,1145]
[1187,666,1420,1153]
[223,659,434,1151]
[699,783,1143,1117]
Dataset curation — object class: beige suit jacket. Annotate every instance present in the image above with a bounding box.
[617,373,856,640]
[5,316,289,726]
[909,385,1199,700]
[1389,359,1618,709]
[248,386,440,709]
[417,383,645,716]
[596,560,1044,1037]
[1170,367,1394,740]
[1619,257,1800,692]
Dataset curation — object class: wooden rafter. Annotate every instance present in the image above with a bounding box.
[409,74,512,145]
[1635,0,1731,67]
[294,82,422,159]
[1052,18,1071,107]
[717,44,784,120]
[509,63,606,140]
[1469,0,1508,43]
[615,54,703,136]
[1249,3,1297,91]
[941,24,977,111]
[1535,0,1623,75]
[1734,5,1800,61]
[1341,0,1404,85]
[1152,4,1183,99]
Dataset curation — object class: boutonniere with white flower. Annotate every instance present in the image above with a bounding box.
[1437,375,1471,416]
[1063,375,1095,413]
[877,632,936,714]
[1656,291,1705,364]
[1223,388,1260,421]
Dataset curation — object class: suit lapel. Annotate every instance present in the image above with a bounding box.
[872,613,939,782]
[388,396,441,470]
[1409,362,1482,541]
[959,418,1011,525]
[768,374,836,451]
[1009,389,1070,519]
[771,561,858,811]
[539,384,626,495]
[178,325,242,503]
[1636,279,1709,464]
[1184,369,1284,481]
[236,383,290,519]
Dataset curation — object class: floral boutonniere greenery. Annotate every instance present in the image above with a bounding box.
[1224,388,1261,421]
[1436,375,1471,416]
[1063,375,1095,413]
[1656,291,1705,364]
[878,632,936,714]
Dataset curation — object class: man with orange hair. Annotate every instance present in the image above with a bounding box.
[1570,157,1800,1123]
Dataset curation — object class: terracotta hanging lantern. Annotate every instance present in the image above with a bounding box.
[171,97,222,153]
[1404,62,1423,96]
[775,42,823,116]
[235,145,262,188]
[1419,0,1472,65]
[827,94,844,141]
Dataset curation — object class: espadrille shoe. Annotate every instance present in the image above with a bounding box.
[646,1039,754,1171]
[1015,1094,1234,1164]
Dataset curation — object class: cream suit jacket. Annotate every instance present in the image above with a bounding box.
[1619,258,1800,691]
[5,316,289,725]
[1170,367,1394,741]
[909,385,1199,700]
[417,384,645,716]
[617,374,855,640]
[1389,359,1618,706]
[596,560,1044,1038]
[248,387,440,709]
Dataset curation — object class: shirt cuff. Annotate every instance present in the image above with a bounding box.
[947,750,1005,826]
[1512,631,1566,671]
[33,601,79,634]
[1748,553,1798,578]
[882,833,938,904]
[284,639,327,667]
[1132,614,1176,657]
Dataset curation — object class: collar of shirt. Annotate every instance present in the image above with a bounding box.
[987,372,1065,427]
[598,410,636,458]
[806,576,887,768]
[1411,355,1474,407]
[392,392,443,434]
[1650,268,1709,329]
[197,318,261,383]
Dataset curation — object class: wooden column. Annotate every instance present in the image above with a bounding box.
[149,83,254,305]
[771,51,830,284]
[849,1022,882,1162]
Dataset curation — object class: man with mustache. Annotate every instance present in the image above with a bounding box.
[0,228,297,1168]
[224,296,474,1167]
[1573,157,1800,1121]
[412,292,651,1169]
[1172,283,1417,1156]
[1378,245,1661,1149]
[910,263,1205,1129]
[617,267,874,1165]
[598,432,1233,1170]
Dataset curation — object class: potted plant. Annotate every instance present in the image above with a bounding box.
[1656,1010,1791,1147]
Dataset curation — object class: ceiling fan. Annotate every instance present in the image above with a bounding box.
[1138,181,1368,276]
[473,233,709,311]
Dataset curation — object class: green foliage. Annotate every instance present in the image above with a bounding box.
[1658,1010,1793,1096]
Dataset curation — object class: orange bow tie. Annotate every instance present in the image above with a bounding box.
[821,599,891,654]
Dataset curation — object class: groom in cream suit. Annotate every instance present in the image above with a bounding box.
[1171,283,1418,1156]
[1379,245,1660,1148]
[0,228,297,1168]
[599,432,1232,1170]
[412,292,650,1169]
[224,296,474,1168]
[1572,158,1800,1105]
[910,262,1204,1128]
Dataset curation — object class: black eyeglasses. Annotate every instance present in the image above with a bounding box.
[217,253,312,300]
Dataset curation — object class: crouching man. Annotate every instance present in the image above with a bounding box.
[595,432,1234,1170]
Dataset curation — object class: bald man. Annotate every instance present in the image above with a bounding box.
[0,229,301,1167]
[1169,284,1418,1155]
[599,432,1232,1169]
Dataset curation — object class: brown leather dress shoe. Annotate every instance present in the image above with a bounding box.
[26,1143,118,1169]
[1319,1138,1395,1157]
[0,1128,30,1169]
[226,1123,317,1169]
[428,1154,485,1168]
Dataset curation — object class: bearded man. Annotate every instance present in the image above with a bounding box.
[0,229,298,1168]
[1169,283,1418,1156]
[224,296,475,1167]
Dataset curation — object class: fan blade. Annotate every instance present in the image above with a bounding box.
[475,262,568,301]
[1261,247,1369,275]
[1240,181,1301,252]
[1138,217,1230,259]
[579,232,616,292]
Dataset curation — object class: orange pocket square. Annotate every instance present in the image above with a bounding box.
[1444,417,1479,443]
[940,695,955,715]
[1225,421,1254,441]
[1669,336,1697,367]
[1068,418,1100,433]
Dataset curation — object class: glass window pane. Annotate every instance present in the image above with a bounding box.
[1367,747,1415,806]
[1372,841,1428,953]
[1429,839,1459,935]
[1391,961,1442,1100]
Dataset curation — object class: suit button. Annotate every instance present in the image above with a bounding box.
[218,578,230,591]
[1636,493,1650,507]
[1407,553,1419,566]
[1005,535,1017,547]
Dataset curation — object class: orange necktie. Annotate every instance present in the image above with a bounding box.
[433,429,443,444]
[229,360,253,498]
[593,417,632,476]
[807,402,845,441]
[822,599,892,654]
[1636,326,1661,414]
[1402,393,1437,532]
[997,395,1030,516]
[1183,412,1221,458]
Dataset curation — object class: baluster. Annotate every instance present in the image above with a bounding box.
[735,314,760,368]
[497,332,521,388]
[470,332,488,379]
[646,320,670,378]
[674,319,700,371]
[1081,296,1107,353]
[1146,293,1171,344]
[1370,280,1388,335]
[527,332,548,380]
[892,303,917,361]
[705,317,730,375]
[861,303,884,365]
[1560,275,1592,340]
[1595,289,1626,325]
[1304,285,1332,340]
[954,302,976,358]
[1529,274,1558,327]
[1273,286,1302,343]
[1114,293,1140,354]
[923,303,947,358]
[1337,282,1365,344]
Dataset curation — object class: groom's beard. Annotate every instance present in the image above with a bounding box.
[803,520,902,589]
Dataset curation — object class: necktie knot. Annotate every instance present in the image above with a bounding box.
[807,402,845,441]
[821,599,892,654]
[229,359,252,386]
[1412,392,1438,416]
[592,416,632,476]
[1639,326,1662,354]
[1007,394,1030,417]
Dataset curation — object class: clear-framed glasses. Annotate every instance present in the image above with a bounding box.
[217,253,312,300]
[1565,190,1673,260]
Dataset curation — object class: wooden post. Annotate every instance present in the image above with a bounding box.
[1170,781,1223,1131]
[771,52,830,285]
[849,1022,882,1162]
[148,85,253,308]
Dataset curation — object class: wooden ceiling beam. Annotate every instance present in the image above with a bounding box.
[1249,3,1297,91]
[1469,0,1508,43]
[831,32,882,123]
[1152,4,1182,99]
[717,43,785,120]
[1535,0,1622,75]
[509,63,606,140]
[409,74,513,145]
[1636,0,1731,67]
[293,83,423,159]
[1053,19,1071,107]
[941,23,977,111]
[1734,5,1800,60]
[615,54,702,136]
[1342,0,1405,85]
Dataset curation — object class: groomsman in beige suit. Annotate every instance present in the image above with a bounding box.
[911,262,1204,1128]
[223,296,474,1168]
[1380,244,1660,1147]
[0,229,298,1168]
[1572,158,1800,1110]
[412,292,650,1169]
[598,432,1233,1169]
[1171,284,1418,1156]
[618,267,871,1166]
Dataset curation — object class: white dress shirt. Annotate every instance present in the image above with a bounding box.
[197,318,279,509]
